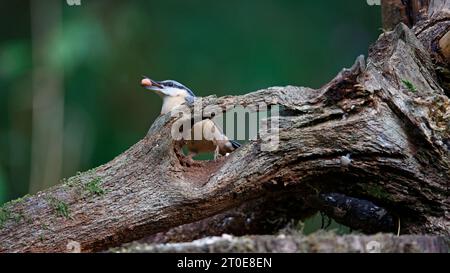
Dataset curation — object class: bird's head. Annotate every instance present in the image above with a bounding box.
[141,77,195,99]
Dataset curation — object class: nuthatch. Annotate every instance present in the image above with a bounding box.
[141,76,241,159]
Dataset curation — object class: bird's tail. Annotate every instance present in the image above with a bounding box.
[230,140,241,149]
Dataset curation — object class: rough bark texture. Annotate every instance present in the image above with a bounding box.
[0,1,449,253]
[111,233,449,253]
[139,196,316,245]
[382,0,450,30]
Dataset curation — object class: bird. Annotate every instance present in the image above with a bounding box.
[141,76,241,159]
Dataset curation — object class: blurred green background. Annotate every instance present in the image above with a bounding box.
[0,0,380,204]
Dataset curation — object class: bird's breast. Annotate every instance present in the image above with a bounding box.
[161,96,188,115]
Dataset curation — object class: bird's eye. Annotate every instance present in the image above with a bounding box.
[166,82,174,87]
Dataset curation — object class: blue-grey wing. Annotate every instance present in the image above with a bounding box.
[185,96,196,106]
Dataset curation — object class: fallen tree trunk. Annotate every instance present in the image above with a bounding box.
[0,0,449,253]
[110,233,449,253]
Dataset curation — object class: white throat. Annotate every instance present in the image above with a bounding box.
[161,96,186,115]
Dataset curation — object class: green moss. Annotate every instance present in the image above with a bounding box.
[12,212,25,223]
[76,168,96,177]
[55,202,70,218]
[2,194,31,208]
[62,176,82,188]
[402,79,417,93]
[85,177,105,196]
[48,197,70,219]
[0,195,37,228]
[0,207,11,228]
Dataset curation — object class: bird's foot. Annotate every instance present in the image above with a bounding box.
[179,152,198,167]
[213,146,222,160]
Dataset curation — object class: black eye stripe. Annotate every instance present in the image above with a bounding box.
[162,81,175,87]
[165,82,183,89]
[161,80,196,97]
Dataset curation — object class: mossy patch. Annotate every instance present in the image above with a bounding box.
[0,207,11,228]
[0,203,25,228]
[12,212,25,223]
[402,79,417,93]
[85,177,105,196]
[62,176,82,189]
[48,197,70,219]
[1,194,31,208]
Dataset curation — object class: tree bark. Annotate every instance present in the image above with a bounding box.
[0,1,449,253]
[110,234,449,253]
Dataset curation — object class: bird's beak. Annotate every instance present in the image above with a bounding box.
[141,76,163,90]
